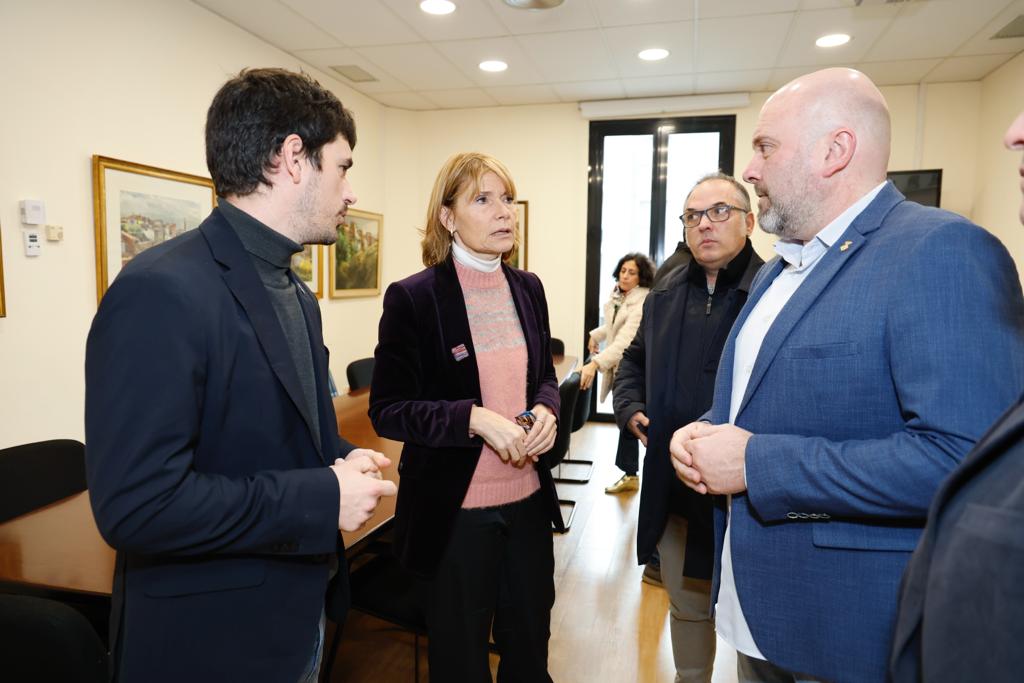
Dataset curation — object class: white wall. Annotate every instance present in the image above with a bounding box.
[1,1,1021,448]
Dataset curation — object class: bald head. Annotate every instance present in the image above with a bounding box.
[743,68,892,242]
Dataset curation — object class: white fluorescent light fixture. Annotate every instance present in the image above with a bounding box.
[638,48,670,61]
[420,0,456,14]
[479,60,508,72]
[815,33,851,48]
[579,92,751,119]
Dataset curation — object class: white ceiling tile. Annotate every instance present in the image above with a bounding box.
[485,0,599,34]
[776,5,899,68]
[923,53,1016,82]
[372,91,437,110]
[700,0,800,19]
[551,79,628,102]
[622,74,695,98]
[591,0,695,27]
[954,0,1024,57]
[193,0,341,50]
[483,84,561,106]
[292,47,410,92]
[865,0,1010,61]
[420,88,500,109]
[434,36,547,86]
[856,58,943,86]
[515,30,617,81]
[603,22,695,77]
[798,0,858,9]
[697,13,794,72]
[380,0,509,41]
[695,69,773,94]
[356,43,475,90]
[280,0,420,46]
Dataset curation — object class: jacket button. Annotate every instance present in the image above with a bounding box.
[786,512,799,519]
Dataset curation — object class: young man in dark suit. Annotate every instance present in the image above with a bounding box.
[85,68,396,682]
[889,108,1024,683]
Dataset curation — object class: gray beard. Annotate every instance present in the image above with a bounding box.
[758,201,802,240]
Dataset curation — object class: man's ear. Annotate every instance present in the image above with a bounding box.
[744,210,755,236]
[822,129,855,178]
[280,133,305,185]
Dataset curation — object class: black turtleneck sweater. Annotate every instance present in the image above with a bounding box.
[219,201,321,449]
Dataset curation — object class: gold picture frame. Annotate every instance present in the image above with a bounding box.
[0,222,6,318]
[92,155,216,303]
[329,208,382,298]
[292,244,324,298]
[507,200,529,270]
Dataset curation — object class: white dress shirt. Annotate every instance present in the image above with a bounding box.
[715,182,886,660]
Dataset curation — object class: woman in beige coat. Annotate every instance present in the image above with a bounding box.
[580,252,654,493]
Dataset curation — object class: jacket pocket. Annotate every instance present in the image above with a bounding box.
[143,557,266,597]
[779,341,860,360]
[811,520,921,552]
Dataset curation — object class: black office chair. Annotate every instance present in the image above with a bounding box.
[552,377,595,484]
[547,371,580,531]
[549,337,565,356]
[0,594,108,683]
[0,439,87,523]
[323,552,426,682]
[346,357,376,391]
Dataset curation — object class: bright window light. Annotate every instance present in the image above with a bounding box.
[815,33,851,48]
[479,60,508,72]
[638,48,670,62]
[420,0,456,15]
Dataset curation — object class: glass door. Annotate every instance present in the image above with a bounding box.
[585,116,735,419]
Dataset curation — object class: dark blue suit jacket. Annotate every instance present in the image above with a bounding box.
[85,208,353,682]
[891,395,1024,682]
[369,257,562,578]
[704,183,1024,682]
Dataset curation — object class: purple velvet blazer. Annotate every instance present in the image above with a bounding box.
[369,256,562,578]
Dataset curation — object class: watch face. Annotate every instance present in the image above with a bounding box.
[514,411,536,431]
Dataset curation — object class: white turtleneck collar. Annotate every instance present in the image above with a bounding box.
[452,240,501,273]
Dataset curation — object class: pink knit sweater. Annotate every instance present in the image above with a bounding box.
[456,261,541,509]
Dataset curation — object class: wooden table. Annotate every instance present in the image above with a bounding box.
[0,355,577,597]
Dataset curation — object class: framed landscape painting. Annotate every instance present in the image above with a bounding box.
[329,208,382,298]
[292,244,323,298]
[92,155,216,302]
[507,200,529,270]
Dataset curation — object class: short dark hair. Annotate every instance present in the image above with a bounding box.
[611,252,655,288]
[205,68,357,197]
[685,171,751,212]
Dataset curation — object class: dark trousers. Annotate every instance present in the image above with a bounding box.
[614,427,639,475]
[417,491,555,683]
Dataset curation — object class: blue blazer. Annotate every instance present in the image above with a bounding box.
[705,183,1024,682]
[891,394,1024,682]
[369,257,562,578]
[86,208,353,682]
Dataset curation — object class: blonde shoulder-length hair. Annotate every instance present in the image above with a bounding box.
[421,152,519,267]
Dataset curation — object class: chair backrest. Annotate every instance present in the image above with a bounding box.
[545,371,580,469]
[571,374,593,433]
[346,357,376,391]
[0,594,108,682]
[0,440,87,523]
[549,337,565,356]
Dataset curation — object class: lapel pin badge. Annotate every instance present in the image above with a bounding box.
[451,343,469,362]
[839,240,853,252]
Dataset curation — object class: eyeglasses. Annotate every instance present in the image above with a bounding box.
[680,204,748,229]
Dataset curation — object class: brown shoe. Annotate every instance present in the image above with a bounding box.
[604,474,639,494]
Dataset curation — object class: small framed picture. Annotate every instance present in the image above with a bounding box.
[507,200,529,270]
[292,244,323,298]
[329,208,382,298]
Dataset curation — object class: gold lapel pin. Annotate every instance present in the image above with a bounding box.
[839,240,852,252]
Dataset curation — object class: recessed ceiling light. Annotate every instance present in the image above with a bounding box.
[503,0,564,8]
[815,33,851,48]
[479,60,508,72]
[638,48,670,62]
[420,0,456,15]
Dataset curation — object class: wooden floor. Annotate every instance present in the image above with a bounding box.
[326,422,740,683]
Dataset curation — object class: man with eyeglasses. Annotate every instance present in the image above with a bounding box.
[670,68,1024,683]
[614,172,764,683]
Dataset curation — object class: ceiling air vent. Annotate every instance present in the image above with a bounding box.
[330,65,378,84]
[992,15,1024,40]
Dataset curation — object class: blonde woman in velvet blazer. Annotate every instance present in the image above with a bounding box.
[581,252,655,493]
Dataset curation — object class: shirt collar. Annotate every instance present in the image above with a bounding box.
[774,181,886,271]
